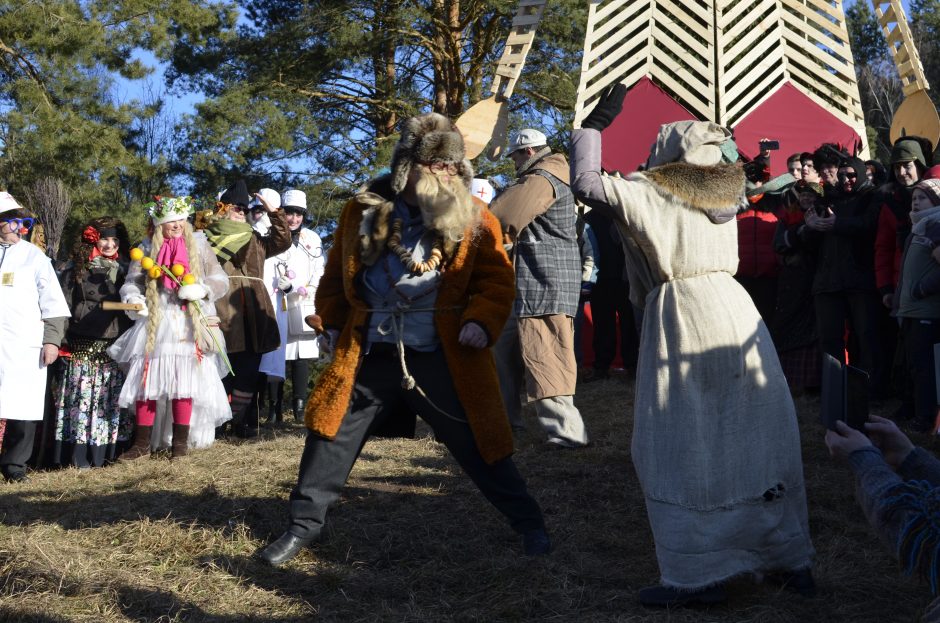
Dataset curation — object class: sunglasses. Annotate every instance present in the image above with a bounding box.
[1,217,35,230]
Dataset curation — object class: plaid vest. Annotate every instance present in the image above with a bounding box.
[513,170,581,317]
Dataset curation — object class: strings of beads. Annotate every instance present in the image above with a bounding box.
[387,218,444,274]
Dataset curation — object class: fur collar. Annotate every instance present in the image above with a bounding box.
[644,162,745,212]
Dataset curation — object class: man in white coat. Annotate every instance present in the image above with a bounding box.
[0,192,71,482]
[259,189,325,422]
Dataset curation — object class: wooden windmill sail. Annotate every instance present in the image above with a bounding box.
[575,0,869,171]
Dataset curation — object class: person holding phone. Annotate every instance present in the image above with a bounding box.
[801,156,880,381]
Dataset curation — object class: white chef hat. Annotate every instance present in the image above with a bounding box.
[0,191,23,216]
[281,189,307,211]
[249,188,281,210]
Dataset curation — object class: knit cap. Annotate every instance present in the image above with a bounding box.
[915,178,940,208]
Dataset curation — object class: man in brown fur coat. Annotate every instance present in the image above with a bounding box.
[257,113,549,566]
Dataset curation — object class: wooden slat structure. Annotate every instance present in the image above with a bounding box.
[574,0,867,156]
[871,0,928,95]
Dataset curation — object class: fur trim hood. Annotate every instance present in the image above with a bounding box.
[643,162,745,223]
[390,113,474,193]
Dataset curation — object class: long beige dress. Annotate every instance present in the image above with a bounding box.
[572,123,815,589]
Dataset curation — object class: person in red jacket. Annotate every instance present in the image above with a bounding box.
[736,174,795,324]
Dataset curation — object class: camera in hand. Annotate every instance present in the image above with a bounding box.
[759,140,780,151]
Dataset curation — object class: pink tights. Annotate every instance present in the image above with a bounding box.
[135,399,193,426]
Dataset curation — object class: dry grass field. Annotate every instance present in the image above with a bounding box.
[0,375,936,622]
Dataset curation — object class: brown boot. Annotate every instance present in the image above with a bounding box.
[171,424,190,459]
[120,425,152,461]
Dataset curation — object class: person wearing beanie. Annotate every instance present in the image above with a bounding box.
[0,192,70,482]
[202,180,292,438]
[571,86,815,605]
[488,127,590,447]
[258,188,325,423]
[887,178,940,432]
[256,112,549,567]
[106,197,232,460]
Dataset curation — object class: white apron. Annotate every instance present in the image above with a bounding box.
[259,228,324,378]
[0,241,70,421]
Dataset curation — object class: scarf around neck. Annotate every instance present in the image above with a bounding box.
[205,219,253,264]
[155,236,191,290]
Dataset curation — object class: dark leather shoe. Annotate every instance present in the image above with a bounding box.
[256,532,314,566]
[522,528,552,556]
[638,583,727,607]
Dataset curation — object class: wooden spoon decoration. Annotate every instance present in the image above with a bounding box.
[455,0,547,160]
[871,0,940,147]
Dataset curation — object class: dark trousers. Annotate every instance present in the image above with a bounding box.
[268,359,312,407]
[0,420,38,478]
[225,350,264,427]
[814,290,879,376]
[901,317,940,427]
[591,280,638,371]
[286,346,545,540]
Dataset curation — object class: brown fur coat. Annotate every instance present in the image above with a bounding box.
[305,180,516,464]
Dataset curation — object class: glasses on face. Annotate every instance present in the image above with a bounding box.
[229,205,246,213]
[420,161,458,175]
[843,172,857,179]
[1,217,34,230]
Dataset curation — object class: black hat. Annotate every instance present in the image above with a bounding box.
[220,179,250,208]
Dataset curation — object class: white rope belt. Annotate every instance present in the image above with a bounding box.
[366,303,466,423]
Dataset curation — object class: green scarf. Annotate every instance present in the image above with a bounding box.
[205,219,253,264]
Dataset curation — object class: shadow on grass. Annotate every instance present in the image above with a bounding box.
[0,452,479,545]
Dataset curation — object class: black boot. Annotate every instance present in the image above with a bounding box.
[171,424,190,459]
[120,425,152,461]
[266,401,282,425]
[293,399,305,422]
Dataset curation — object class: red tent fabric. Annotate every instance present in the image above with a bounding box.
[600,77,698,174]
[733,82,862,176]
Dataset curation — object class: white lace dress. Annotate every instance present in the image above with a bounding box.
[107,234,232,448]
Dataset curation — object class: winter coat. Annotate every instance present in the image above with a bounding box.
[801,188,880,294]
[736,203,780,279]
[214,210,292,354]
[770,209,817,352]
[489,152,581,317]
[57,259,132,341]
[306,177,517,465]
[873,183,915,294]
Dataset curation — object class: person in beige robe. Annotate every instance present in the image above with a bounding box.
[571,88,815,606]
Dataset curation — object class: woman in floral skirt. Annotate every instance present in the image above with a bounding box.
[52,217,133,467]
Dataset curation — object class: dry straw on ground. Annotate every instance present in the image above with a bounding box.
[0,376,935,622]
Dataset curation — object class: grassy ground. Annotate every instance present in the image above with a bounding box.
[0,375,935,622]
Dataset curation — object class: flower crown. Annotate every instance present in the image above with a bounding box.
[146,196,196,225]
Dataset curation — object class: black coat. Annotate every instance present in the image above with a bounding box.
[801,188,880,294]
[57,259,132,341]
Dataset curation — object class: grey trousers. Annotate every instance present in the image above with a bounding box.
[285,345,545,540]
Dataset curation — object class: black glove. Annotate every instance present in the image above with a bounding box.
[580,84,627,132]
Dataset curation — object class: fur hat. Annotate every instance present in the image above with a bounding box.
[915,179,940,208]
[389,113,473,194]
